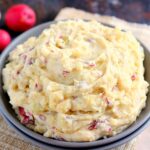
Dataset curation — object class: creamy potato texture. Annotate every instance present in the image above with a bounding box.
[3,20,149,141]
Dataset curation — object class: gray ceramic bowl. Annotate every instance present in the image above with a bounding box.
[0,20,150,149]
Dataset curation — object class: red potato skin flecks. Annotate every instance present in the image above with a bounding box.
[18,106,26,116]
[0,29,11,51]
[18,107,34,125]
[131,74,136,81]
[5,4,36,32]
[88,120,99,130]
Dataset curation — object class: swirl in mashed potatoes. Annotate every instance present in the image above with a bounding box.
[2,20,149,141]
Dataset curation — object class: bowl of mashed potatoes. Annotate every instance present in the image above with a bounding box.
[0,20,150,149]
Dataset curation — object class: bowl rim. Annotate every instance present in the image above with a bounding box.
[1,110,150,150]
[0,20,150,148]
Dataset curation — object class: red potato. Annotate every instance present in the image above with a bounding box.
[5,4,36,32]
[0,29,11,51]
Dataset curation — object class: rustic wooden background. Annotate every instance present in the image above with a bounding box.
[0,0,150,25]
[0,0,150,39]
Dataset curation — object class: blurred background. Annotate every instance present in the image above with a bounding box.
[1,0,150,25]
[0,0,150,49]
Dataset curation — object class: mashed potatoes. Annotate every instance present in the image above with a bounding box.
[2,20,149,141]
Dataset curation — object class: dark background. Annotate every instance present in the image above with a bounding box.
[0,0,150,38]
